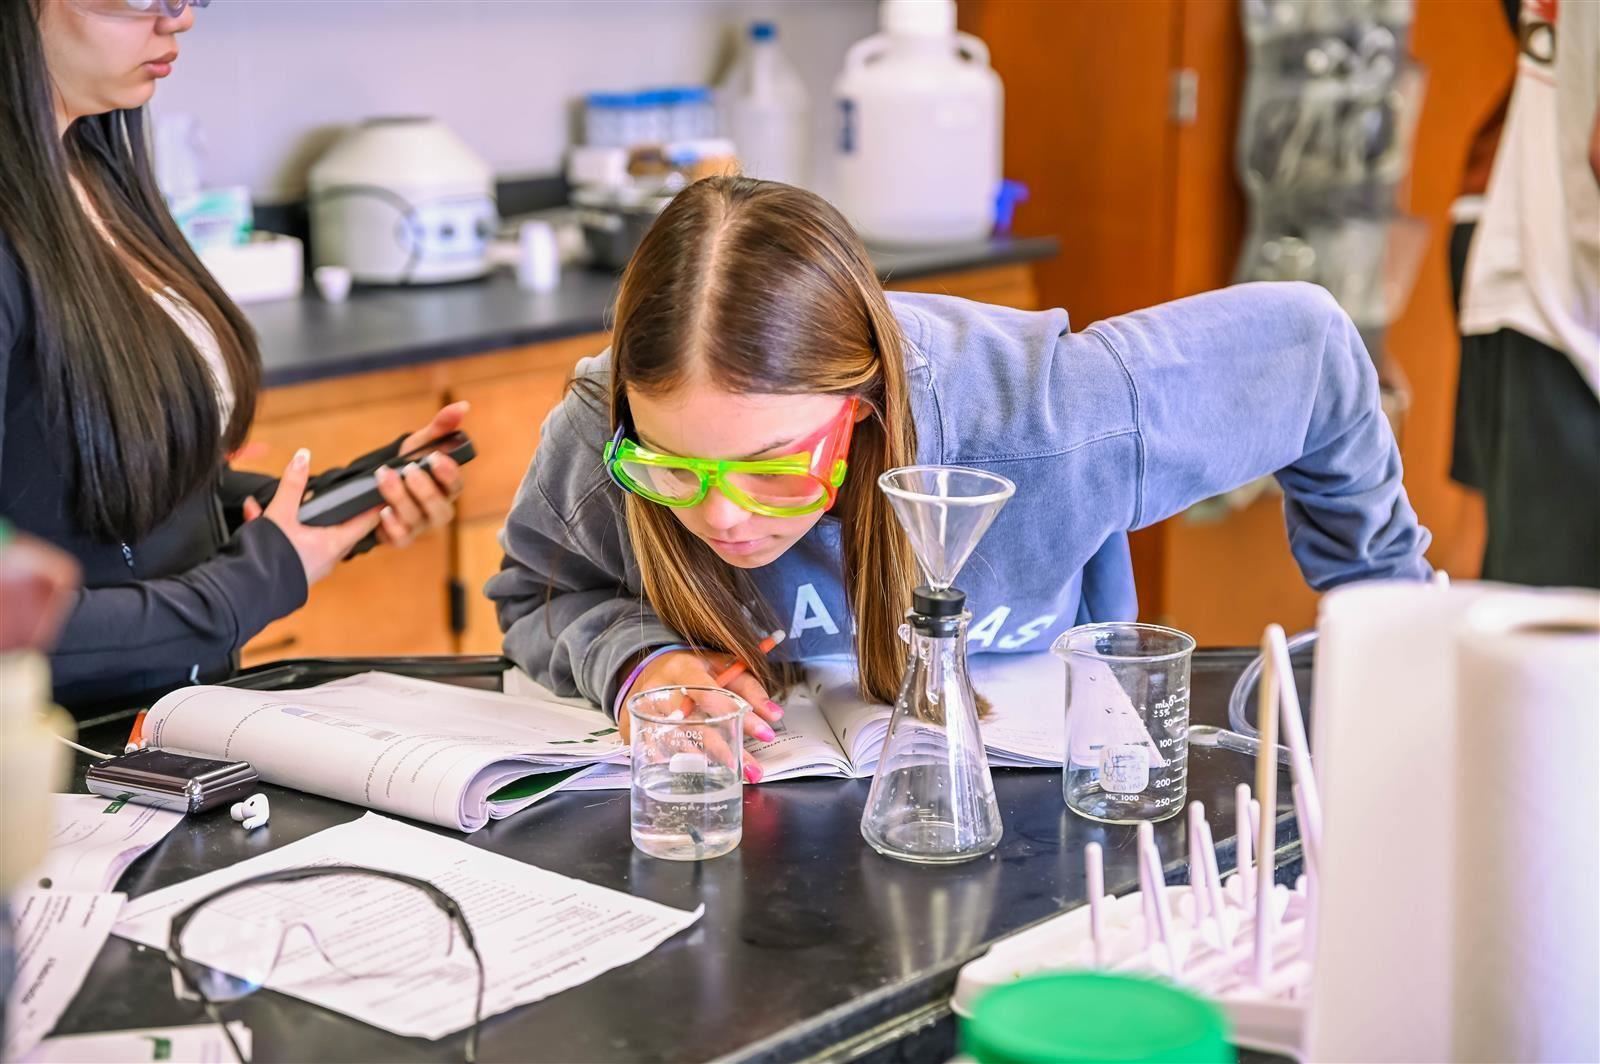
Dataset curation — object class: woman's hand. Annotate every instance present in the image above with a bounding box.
[377,401,470,548]
[246,449,384,586]
[618,650,788,782]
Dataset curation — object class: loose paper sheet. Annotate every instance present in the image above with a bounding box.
[25,1024,249,1064]
[112,814,701,1040]
[28,795,184,893]
[5,892,125,1061]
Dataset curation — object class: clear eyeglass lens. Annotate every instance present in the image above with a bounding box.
[74,0,184,17]
[177,875,456,998]
[623,462,702,502]
[726,470,825,508]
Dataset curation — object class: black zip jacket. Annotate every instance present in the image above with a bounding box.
[0,234,398,714]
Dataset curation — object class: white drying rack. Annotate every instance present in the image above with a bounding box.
[952,624,1321,1059]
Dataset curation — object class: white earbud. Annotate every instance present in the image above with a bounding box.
[229,793,270,830]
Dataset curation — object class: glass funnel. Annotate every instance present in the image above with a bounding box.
[878,466,1014,590]
[861,466,1014,864]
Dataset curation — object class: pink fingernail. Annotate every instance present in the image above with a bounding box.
[765,700,784,719]
[743,764,761,784]
[755,724,776,742]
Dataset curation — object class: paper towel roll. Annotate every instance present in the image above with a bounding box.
[1451,591,1600,1062]
[1306,581,1492,1062]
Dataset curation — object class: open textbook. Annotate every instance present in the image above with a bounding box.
[565,652,1070,789]
[145,654,1106,825]
[143,672,625,831]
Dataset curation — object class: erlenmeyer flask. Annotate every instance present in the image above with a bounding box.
[861,465,1014,864]
[862,604,1002,862]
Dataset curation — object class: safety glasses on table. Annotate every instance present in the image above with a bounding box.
[165,864,485,1063]
[605,396,860,518]
[69,0,209,19]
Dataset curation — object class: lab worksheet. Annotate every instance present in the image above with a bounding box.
[25,1024,250,1063]
[29,794,184,893]
[4,892,125,1062]
[112,813,702,1040]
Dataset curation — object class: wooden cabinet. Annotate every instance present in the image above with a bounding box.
[238,263,1039,664]
[961,0,1505,643]
[455,516,507,656]
[445,333,607,523]
[888,263,1040,310]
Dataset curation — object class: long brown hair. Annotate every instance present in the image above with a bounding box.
[1,1,260,542]
[609,177,918,704]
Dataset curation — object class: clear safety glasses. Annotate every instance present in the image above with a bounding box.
[166,864,485,1063]
[69,0,210,19]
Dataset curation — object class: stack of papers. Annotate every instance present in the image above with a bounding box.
[113,814,702,1040]
[142,673,626,831]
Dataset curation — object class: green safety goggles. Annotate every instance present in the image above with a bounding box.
[604,398,859,518]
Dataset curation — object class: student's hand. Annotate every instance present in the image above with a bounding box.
[246,449,382,586]
[372,457,461,549]
[398,400,470,456]
[377,401,470,548]
[618,650,787,782]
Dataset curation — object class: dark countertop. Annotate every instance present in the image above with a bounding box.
[54,647,1301,1063]
[247,236,1059,388]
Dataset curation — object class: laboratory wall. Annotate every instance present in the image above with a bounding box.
[153,0,876,202]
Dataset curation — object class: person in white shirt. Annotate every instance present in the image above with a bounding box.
[1457,0,1600,588]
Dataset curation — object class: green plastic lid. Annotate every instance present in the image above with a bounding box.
[961,972,1233,1064]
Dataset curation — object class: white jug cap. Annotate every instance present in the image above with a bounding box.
[882,0,956,37]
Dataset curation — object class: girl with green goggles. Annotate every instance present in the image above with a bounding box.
[490,176,1428,769]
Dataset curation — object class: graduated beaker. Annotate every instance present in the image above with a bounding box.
[1053,622,1195,823]
[628,687,745,860]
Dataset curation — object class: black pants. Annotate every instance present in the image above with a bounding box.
[1449,222,1600,588]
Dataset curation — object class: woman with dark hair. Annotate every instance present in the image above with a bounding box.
[489,177,1433,782]
[0,0,469,711]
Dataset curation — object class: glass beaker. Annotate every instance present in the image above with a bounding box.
[628,687,746,861]
[1053,623,1196,823]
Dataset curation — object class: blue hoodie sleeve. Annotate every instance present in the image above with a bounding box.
[1085,281,1431,588]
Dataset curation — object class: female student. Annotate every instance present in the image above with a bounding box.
[0,0,468,710]
[489,178,1431,782]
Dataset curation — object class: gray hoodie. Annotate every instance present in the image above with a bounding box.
[487,282,1431,711]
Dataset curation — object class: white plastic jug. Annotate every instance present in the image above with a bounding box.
[719,21,811,189]
[833,0,1002,246]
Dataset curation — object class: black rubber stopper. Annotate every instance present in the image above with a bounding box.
[912,585,966,618]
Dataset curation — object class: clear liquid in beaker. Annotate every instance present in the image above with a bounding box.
[630,760,742,861]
